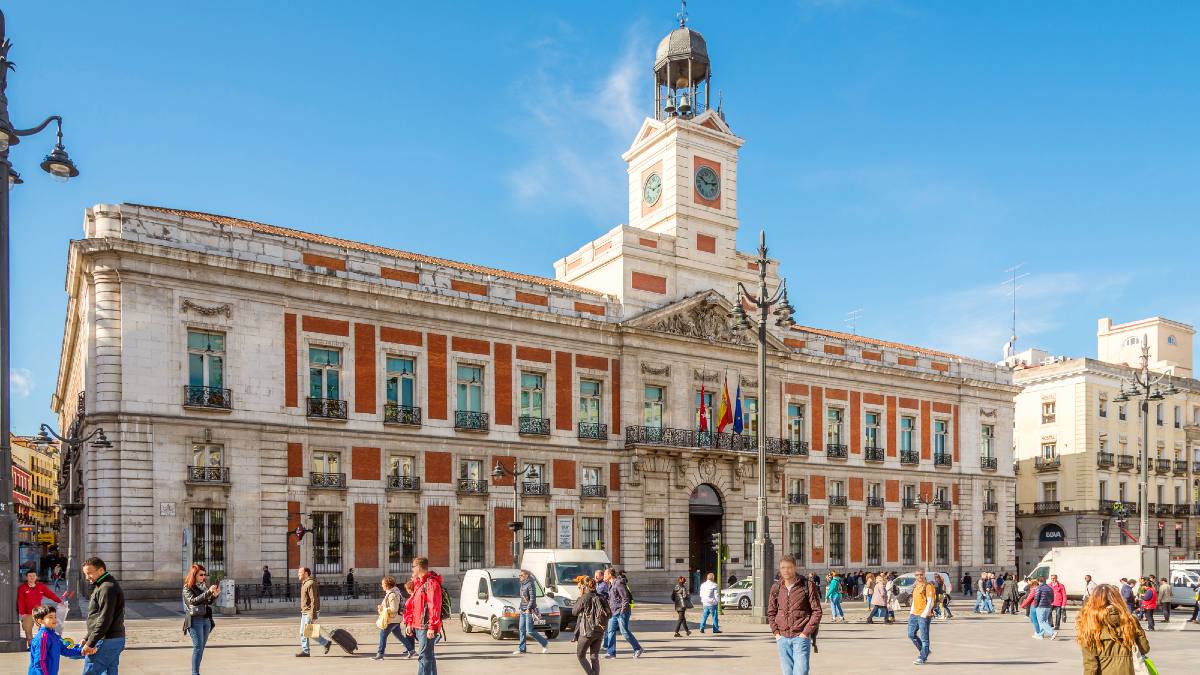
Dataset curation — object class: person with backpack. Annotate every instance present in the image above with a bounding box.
[825,573,845,623]
[671,576,692,637]
[572,575,611,675]
[403,557,444,675]
[602,567,644,659]
[374,576,415,660]
[767,555,822,675]
[514,569,549,655]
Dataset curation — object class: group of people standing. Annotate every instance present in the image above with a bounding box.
[23,556,126,675]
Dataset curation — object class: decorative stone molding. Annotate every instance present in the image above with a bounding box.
[742,377,758,388]
[980,408,998,419]
[181,299,233,318]
[693,368,720,383]
[640,362,670,377]
[698,457,716,481]
[650,299,753,346]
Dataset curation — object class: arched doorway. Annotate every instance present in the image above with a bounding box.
[689,484,724,587]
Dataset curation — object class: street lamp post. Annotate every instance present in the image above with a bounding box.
[0,9,82,651]
[492,462,541,567]
[1112,335,1178,547]
[729,230,795,622]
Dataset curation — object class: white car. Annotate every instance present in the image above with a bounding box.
[891,572,952,607]
[721,577,753,609]
[458,568,561,640]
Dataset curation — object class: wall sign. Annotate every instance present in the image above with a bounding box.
[1038,524,1066,543]
[557,518,573,548]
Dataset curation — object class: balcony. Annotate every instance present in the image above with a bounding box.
[1034,501,1060,514]
[936,499,952,511]
[983,501,998,513]
[1155,503,1172,517]
[581,484,607,499]
[521,481,550,496]
[1173,503,1192,517]
[310,472,346,489]
[903,498,919,509]
[183,385,232,410]
[187,465,230,485]
[934,453,953,468]
[623,426,796,455]
[829,495,848,507]
[980,456,998,471]
[1097,452,1114,468]
[457,479,489,495]
[1155,459,1171,474]
[1195,460,1200,474]
[782,440,810,456]
[383,403,421,426]
[900,450,919,466]
[387,475,421,491]
[455,410,489,432]
[1118,455,1135,471]
[864,447,886,462]
[787,493,809,505]
[1042,414,1056,424]
[826,444,848,459]
[1173,460,1188,475]
[1035,456,1061,471]
[306,397,347,420]
[518,416,551,436]
[578,422,608,441]
[867,496,885,508]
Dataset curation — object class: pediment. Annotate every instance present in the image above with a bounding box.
[691,109,734,135]
[623,290,790,350]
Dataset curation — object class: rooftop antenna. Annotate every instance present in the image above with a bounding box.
[677,0,688,27]
[845,308,864,336]
[1002,263,1030,360]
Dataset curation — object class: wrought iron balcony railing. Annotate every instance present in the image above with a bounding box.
[864,447,885,462]
[1173,503,1191,516]
[934,453,953,467]
[187,465,230,484]
[1155,459,1171,474]
[903,497,919,509]
[867,496,885,508]
[1097,452,1114,468]
[519,416,550,436]
[829,495,848,507]
[457,478,489,495]
[581,484,607,498]
[1042,414,1056,424]
[980,456,998,470]
[783,440,810,456]
[983,501,998,513]
[1100,499,1134,516]
[307,397,347,420]
[1035,456,1061,471]
[384,403,421,426]
[455,410,489,432]
[1118,455,1135,470]
[1195,460,1200,473]
[1034,501,1060,514]
[310,472,346,488]
[1173,460,1188,475]
[184,385,232,409]
[936,499,952,510]
[787,493,809,505]
[387,475,420,491]
[623,426,796,455]
[826,444,848,459]
[900,450,919,465]
[521,481,550,496]
[1155,503,1173,516]
[578,422,608,441]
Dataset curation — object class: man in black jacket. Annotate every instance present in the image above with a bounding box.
[81,557,125,674]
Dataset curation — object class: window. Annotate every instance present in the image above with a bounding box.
[695,389,714,430]
[388,513,416,572]
[900,416,915,453]
[386,357,416,407]
[1168,334,1178,345]
[1156,403,1163,426]
[1041,442,1056,459]
[312,511,342,574]
[830,480,846,498]
[312,450,340,475]
[192,442,223,468]
[1174,406,1181,429]
[524,515,546,550]
[1042,401,1056,423]
[1043,482,1058,502]
[1175,526,1183,548]
[1101,519,1110,545]
[828,522,845,567]
[459,514,484,567]
[459,459,483,481]
[933,420,948,457]
[645,519,664,569]
[456,365,483,412]
[983,526,995,565]
[980,424,995,458]
[826,408,844,445]
[1099,480,1108,501]
[1156,484,1164,504]
[518,372,546,419]
[1157,525,1165,546]
[788,404,806,442]
[935,486,949,505]
[865,412,881,448]
[1099,394,1107,418]
[985,487,996,505]
[187,330,225,389]
[192,508,226,575]
[789,522,806,563]
[1100,437,1108,453]
[902,524,917,566]
[1175,484,1183,505]
[582,466,601,487]
[389,455,415,478]
[744,397,759,437]
[308,347,342,400]
[1119,482,1127,502]
[744,520,756,562]
[644,387,665,428]
[1119,404,1127,421]
[935,525,950,565]
[789,477,806,496]
[579,380,602,424]
[903,484,916,502]
[867,523,882,565]
[868,482,882,500]
[582,517,604,550]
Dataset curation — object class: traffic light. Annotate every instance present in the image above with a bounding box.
[711,532,722,552]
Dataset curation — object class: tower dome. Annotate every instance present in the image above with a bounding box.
[654,27,710,83]
[653,16,712,120]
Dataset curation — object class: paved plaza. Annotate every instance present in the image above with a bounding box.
[3,603,1196,674]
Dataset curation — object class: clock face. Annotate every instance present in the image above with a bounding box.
[643,173,662,206]
[695,165,720,200]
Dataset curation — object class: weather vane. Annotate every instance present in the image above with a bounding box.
[677,0,688,27]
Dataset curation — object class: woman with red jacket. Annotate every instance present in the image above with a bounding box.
[403,557,444,675]
[18,570,63,643]
[1137,577,1157,631]
[1048,574,1068,629]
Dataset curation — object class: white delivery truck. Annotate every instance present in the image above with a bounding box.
[520,548,611,631]
[1021,545,1170,599]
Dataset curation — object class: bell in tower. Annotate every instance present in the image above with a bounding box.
[654,5,710,120]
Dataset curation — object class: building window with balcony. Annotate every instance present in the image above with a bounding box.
[829,522,845,567]
[865,412,881,448]
[981,424,995,458]
[1098,394,1107,418]
[386,356,416,407]
[933,420,948,457]
[789,477,806,499]
[460,459,483,482]
[1041,442,1056,459]
[579,380,603,426]
[1156,403,1163,426]
[643,386,665,430]
[788,404,806,442]
[1043,482,1058,503]
[311,451,342,488]
[935,525,950,565]
[520,372,545,419]
[1174,406,1181,428]
[789,522,806,563]
[190,442,226,483]
[191,508,226,575]
[582,517,604,550]
[827,408,845,446]
[744,520,756,562]
[186,330,227,407]
[1042,401,1056,423]
[645,519,664,569]
[900,416,915,453]
[935,486,949,506]
[902,524,916,566]
[457,365,483,413]
[390,455,415,479]
[867,523,882,565]
[983,525,995,564]
[309,347,342,402]
[388,513,416,573]
[312,511,342,574]
[831,480,846,499]
[903,484,916,504]
[524,515,546,550]
[744,398,759,438]
[459,514,484,568]
[1118,482,1127,503]
[695,389,714,430]
[1156,484,1164,504]
[583,466,601,488]
[868,482,882,504]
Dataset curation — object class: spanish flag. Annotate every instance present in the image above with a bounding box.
[716,378,733,432]
[698,384,709,432]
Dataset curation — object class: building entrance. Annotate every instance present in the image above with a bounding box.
[689,484,724,590]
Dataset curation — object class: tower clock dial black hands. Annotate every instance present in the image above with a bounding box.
[695,165,720,200]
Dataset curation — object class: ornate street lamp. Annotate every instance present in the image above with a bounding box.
[493,461,542,567]
[729,230,794,622]
[0,9,82,651]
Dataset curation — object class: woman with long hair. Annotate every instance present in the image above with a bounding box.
[182,563,220,675]
[1077,584,1150,675]
[671,575,692,637]
[375,575,415,660]
[572,575,610,675]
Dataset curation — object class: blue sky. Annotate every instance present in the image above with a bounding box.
[5,1,1199,432]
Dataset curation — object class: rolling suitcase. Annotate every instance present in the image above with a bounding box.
[328,627,358,654]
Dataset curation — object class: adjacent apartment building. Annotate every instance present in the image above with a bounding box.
[52,20,1017,594]
[1013,317,1200,571]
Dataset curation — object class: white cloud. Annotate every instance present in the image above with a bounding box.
[10,368,34,399]
[798,165,1007,222]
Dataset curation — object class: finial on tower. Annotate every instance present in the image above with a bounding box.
[677,0,688,27]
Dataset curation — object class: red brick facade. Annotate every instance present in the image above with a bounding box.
[354,503,379,568]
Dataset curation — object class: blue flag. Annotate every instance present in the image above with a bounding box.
[732,383,744,434]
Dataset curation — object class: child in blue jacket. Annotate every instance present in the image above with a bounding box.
[28,605,89,675]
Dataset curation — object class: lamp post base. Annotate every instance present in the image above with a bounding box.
[749,536,775,624]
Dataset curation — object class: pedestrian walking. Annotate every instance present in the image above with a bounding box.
[80,557,126,675]
[671,576,692,637]
[602,567,644,659]
[1049,574,1067,629]
[1001,574,1020,615]
[571,575,611,675]
[906,569,936,665]
[973,573,989,613]
[27,604,90,675]
[18,570,63,645]
[1188,583,1199,623]
[1119,579,1135,614]
[182,563,219,675]
[374,575,415,660]
[1156,576,1171,623]
[403,557,444,675]
[1083,574,1098,603]
[1031,577,1057,639]
[935,574,953,620]
[767,555,821,675]
[886,572,900,623]
[49,565,65,595]
[825,573,845,622]
[1136,577,1156,631]
[961,572,972,598]
[866,574,889,624]
[691,569,701,594]
[1077,584,1151,675]
[345,569,356,598]
[514,569,550,654]
[864,572,875,607]
[261,566,273,599]
[296,567,331,657]
[698,573,720,634]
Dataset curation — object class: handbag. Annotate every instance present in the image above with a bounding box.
[303,622,322,638]
[376,606,392,630]
[683,595,694,610]
[1132,644,1159,675]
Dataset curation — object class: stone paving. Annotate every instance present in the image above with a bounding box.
[3,604,1195,674]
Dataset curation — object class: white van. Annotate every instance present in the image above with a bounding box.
[458,568,561,640]
[520,549,612,631]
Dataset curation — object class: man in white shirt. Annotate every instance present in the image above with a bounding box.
[1082,574,1098,601]
[698,573,721,634]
